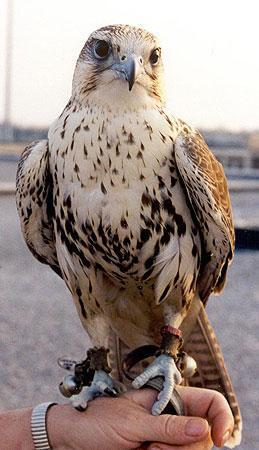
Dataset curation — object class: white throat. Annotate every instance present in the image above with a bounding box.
[80,80,161,113]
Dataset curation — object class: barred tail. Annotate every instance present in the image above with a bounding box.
[184,306,242,448]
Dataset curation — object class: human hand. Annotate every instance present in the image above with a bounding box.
[138,386,234,450]
[48,386,234,450]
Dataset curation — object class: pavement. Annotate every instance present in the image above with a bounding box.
[0,160,259,449]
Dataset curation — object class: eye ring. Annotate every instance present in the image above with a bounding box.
[94,40,110,59]
[149,48,160,66]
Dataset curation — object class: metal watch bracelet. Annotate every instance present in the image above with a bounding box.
[31,402,57,450]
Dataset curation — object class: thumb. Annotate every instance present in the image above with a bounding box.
[144,413,210,446]
[124,388,209,446]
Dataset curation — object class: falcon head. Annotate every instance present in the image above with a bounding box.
[72,25,165,108]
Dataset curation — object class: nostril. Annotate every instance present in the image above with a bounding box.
[121,55,127,61]
[139,57,143,64]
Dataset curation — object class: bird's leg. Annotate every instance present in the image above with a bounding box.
[71,347,125,411]
[132,326,184,415]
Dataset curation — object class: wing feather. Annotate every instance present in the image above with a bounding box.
[175,130,234,301]
[16,140,62,277]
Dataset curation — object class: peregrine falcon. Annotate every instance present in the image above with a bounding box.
[16,25,241,447]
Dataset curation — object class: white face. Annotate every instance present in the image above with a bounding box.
[72,25,165,108]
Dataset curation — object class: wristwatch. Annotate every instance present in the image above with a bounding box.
[31,402,57,449]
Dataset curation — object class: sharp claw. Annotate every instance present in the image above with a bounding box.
[72,396,88,410]
[152,402,164,415]
[152,394,172,415]
[112,388,119,395]
[104,387,118,397]
[75,404,87,412]
[157,391,162,400]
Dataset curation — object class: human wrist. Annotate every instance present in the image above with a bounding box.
[0,407,34,450]
[47,404,80,450]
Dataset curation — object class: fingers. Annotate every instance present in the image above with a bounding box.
[124,386,233,448]
[123,387,158,410]
[138,412,209,446]
[145,433,213,450]
[176,386,234,448]
[124,388,209,445]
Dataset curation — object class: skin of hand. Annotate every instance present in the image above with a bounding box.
[47,386,234,450]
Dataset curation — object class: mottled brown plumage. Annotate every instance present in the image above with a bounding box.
[16,24,241,446]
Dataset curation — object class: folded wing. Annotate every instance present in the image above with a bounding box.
[16,140,62,277]
[175,131,234,302]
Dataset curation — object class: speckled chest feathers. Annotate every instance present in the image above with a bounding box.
[48,103,201,346]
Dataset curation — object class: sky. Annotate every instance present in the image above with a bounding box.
[1,0,259,131]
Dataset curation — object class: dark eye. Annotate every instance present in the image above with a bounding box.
[150,49,160,65]
[94,40,110,59]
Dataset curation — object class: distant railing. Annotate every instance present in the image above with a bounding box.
[0,182,15,195]
[235,228,259,250]
[225,167,259,180]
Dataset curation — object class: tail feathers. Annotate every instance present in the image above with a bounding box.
[184,306,242,448]
[107,331,146,388]
[107,330,125,383]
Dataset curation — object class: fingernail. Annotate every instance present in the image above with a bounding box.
[185,418,208,437]
[222,430,231,445]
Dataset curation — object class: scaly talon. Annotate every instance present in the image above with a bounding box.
[132,354,182,415]
[71,369,124,410]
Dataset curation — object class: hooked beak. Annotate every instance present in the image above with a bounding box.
[112,55,143,91]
